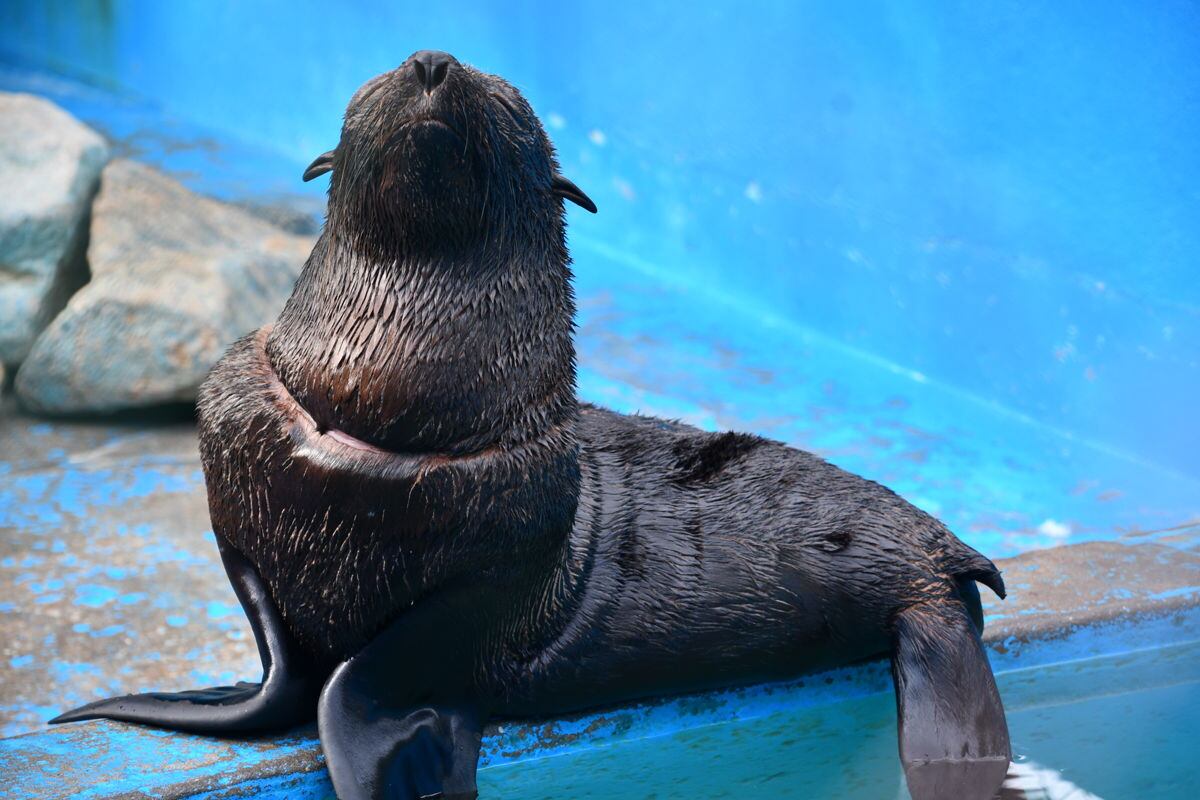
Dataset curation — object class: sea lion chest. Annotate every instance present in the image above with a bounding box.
[261,242,576,457]
[197,329,580,668]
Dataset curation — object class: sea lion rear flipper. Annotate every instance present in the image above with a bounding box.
[890,599,1011,800]
[49,540,320,733]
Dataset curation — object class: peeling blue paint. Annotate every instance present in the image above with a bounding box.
[1149,586,1200,601]
[206,601,237,620]
[73,585,119,609]
[48,663,105,684]
[0,467,201,529]
[89,625,125,639]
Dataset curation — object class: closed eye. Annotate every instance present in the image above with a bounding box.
[490,93,524,126]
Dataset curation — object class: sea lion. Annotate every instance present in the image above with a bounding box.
[51,49,1011,800]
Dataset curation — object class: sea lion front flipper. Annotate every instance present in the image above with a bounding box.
[317,589,484,800]
[319,679,482,800]
[890,599,1011,800]
[318,660,482,799]
[49,540,320,733]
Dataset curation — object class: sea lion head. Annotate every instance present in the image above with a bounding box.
[305,50,595,255]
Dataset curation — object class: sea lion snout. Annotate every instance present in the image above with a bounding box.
[304,52,596,249]
[408,50,456,95]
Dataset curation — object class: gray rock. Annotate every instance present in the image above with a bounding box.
[0,93,109,366]
[16,159,314,413]
[232,197,325,236]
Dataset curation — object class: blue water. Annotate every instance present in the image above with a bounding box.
[475,637,1200,799]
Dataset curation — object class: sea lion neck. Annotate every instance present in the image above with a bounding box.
[263,227,579,456]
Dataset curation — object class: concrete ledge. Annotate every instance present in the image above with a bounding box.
[2,540,1197,800]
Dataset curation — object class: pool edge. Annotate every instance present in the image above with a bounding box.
[1,539,1196,799]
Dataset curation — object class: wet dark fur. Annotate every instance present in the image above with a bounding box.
[187,51,1007,796]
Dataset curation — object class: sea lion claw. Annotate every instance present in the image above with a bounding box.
[49,540,320,733]
[890,598,1011,800]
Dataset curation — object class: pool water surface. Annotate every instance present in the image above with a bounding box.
[477,638,1200,800]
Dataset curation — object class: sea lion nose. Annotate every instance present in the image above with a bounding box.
[411,50,453,94]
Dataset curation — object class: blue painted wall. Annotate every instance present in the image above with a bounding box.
[2,0,1197,478]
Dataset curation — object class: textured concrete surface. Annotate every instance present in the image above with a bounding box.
[0,92,108,366]
[0,401,257,737]
[985,540,1200,640]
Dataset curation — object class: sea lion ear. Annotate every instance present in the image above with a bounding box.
[551,174,597,213]
[302,150,336,182]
